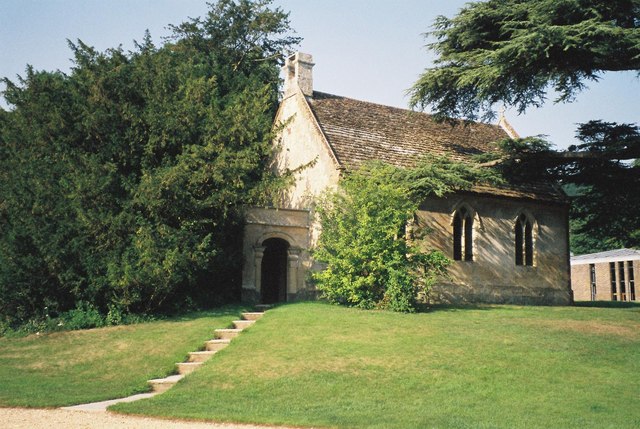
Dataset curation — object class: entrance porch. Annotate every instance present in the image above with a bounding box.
[242,207,312,303]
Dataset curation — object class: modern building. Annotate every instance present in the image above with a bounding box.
[571,248,639,301]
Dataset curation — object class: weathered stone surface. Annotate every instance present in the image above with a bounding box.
[188,351,216,363]
[232,320,255,329]
[241,312,264,321]
[242,207,312,303]
[205,339,231,352]
[417,194,571,305]
[241,51,572,307]
[214,329,242,340]
[147,374,184,393]
[176,362,202,375]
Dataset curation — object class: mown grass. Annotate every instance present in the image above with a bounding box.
[114,302,640,429]
[0,305,246,407]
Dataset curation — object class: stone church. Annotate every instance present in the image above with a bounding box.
[242,52,572,306]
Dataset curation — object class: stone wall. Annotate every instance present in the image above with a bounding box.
[272,91,341,210]
[241,207,312,303]
[271,89,342,247]
[416,193,572,305]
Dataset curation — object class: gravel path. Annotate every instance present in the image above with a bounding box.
[0,407,305,429]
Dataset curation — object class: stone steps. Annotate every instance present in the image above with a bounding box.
[233,319,255,329]
[205,339,231,351]
[188,350,217,362]
[148,374,185,393]
[176,361,203,375]
[145,308,266,394]
[241,312,264,321]
[214,328,243,340]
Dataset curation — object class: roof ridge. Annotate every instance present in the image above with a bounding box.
[311,91,505,131]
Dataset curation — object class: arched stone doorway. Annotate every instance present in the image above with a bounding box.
[260,238,289,304]
[242,207,308,303]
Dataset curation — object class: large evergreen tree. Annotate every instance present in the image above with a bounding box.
[0,0,300,325]
[409,0,640,254]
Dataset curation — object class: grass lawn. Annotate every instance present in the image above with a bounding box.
[0,305,246,407]
[113,302,640,429]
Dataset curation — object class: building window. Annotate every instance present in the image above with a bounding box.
[453,207,473,261]
[589,264,597,301]
[515,214,534,266]
[610,262,618,301]
[618,261,627,301]
[628,262,636,301]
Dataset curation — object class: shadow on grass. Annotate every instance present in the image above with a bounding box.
[574,301,640,309]
[415,303,500,313]
[301,299,509,314]
[162,303,250,323]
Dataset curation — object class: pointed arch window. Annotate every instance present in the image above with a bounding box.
[515,214,534,266]
[453,207,474,261]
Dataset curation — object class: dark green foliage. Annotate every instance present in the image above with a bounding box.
[405,155,502,199]
[313,158,495,312]
[409,0,640,121]
[478,122,640,254]
[565,122,640,253]
[0,0,300,326]
[410,0,640,255]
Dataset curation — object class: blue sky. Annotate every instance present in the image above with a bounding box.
[1,0,637,149]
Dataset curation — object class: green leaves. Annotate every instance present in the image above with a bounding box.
[567,122,640,253]
[313,162,416,311]
[407,155,502,199]
[475,122,640,254]
[313,158,493,312]
[410,0,640,120]
[410,0,640,255]
[0,0,298,326]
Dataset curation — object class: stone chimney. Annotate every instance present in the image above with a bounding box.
[283,52,314,98]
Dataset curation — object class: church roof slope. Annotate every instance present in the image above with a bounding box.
[308,91,505,167]
[306,91,565,203]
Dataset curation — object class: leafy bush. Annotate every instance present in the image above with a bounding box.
[313,162,440,312]
[62,302,105,330]
[0,303,156,337]
[313,158,495,312]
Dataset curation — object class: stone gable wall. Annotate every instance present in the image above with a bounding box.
[272,91,341,212]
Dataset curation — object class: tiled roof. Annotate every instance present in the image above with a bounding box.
[306,91,565,203]
[571,248,640,265]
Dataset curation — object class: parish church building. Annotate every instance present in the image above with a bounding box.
[241,52,572,306]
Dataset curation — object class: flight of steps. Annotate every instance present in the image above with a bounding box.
[147,309,267,393]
